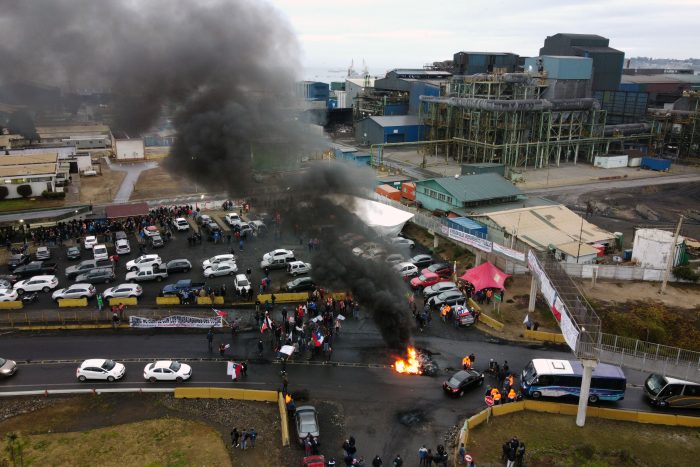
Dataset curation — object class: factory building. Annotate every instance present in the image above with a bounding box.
[539,33,624,91]
[524,55,593,99]
[453,52,519,75]
[355,115,424,146]
[0,153,61,199]
[414,173,524,213]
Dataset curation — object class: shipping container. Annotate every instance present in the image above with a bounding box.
[594,155,628,168]
[401,182,416,201]
[446,217,488,237]
[640,157,671,171]
[375,184,401,201]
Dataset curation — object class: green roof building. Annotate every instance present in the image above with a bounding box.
[415,173,523,213]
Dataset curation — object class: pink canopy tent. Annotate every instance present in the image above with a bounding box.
[459,262,511,292]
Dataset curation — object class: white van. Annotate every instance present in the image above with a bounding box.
[93,244,109,261]
[287,261,311,276]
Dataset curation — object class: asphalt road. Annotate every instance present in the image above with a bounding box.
[523,172,700,196]
[0,325,691,461]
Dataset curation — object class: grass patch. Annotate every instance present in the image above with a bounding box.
[0,197,65,212]
[1,418,230,467]
[465,411,700,467]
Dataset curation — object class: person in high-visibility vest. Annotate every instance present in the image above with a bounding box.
[462,355,472,370]
[492,389,502,405]
[507,388,517,403]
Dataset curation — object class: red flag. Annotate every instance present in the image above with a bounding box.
[260,321,268,333]
[213,308,227,317]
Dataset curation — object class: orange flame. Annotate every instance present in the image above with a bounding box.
[393,346,421,374]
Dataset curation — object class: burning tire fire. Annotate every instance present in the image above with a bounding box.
[392,346,439,376]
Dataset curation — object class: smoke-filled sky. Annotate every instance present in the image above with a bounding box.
[271,0,700,70]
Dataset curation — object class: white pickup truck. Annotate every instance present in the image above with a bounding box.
[125,266,168,283]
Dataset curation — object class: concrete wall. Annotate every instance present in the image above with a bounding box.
[115,139,145,160]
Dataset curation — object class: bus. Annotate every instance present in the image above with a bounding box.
[644,374,700,409]
[521,359,626,403]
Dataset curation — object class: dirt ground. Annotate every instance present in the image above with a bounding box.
[577,278,700,310]
[79,161,127,204]
[465,411,700,466]
[132,160,199,200]
[145,146,171,160]
[0,394,281,467]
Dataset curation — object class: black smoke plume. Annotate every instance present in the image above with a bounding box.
[0,0,414,348]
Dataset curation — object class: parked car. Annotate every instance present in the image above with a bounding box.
[0,357,17,377]
[262,249,294,263]
[173,218,190,231]
[126,266,168,283]
[427,290,466,309]
[93,244,109,261]
[76,268,116,284]
[410,254,433,269]
[224,213,241,226]
[0,288,19,302]
[302,456,326,467]
[103,283,143,299]
[166,259,192,274]
[203,262,238,278]
[114,231,128,241]
[249,220,267,236]
[385,253,405,266]
[143,226,160,238]
[126,254,162,272]
[143,360,192,382]
[66,246,81,260]
[287,261,311,276]
[261,255,296,273]
[394,262,419,280]
[76,359,125,382]
[161,279,206,296]
[149,234,165,249]
[294,406,320,445]
[202,254,236,269]
[66,259,114,279]
[390,237,415,249]
[13,261,58,279]
[8,253,31,271]
[284,276,315,293]
[115,239,131,255]
[410,271,441,290]
[424,262,452,278]
[13,275,59,294]
[234,274,251,295]
[52,283,97,301]
[0,275,18,286]
[423,281,459,299]
[443,369,485,397]
[339,233,365,247]
[35,246,51,260]
[84,236,98,249]
[196,214,212,225]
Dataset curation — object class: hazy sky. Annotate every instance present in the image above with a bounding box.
[271,0,699,72]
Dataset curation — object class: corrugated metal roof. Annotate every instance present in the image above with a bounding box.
[0,163,57,177]
[0,153,58,166]
[572,46,623,54]
[420,173,522,202]
[105,202,149,219]
[463,196,559,215]
[346,78,375,87]
[369,115,421,127]
[621,74,700,84]
[392,69,452,76]
[477,204,614,250]
[556,240,599,257]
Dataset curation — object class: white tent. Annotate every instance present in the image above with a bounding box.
[326,195,414,237]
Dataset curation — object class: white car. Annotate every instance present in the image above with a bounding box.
[76,359,126,382]
[35,246,51,260]
[202,254,235,269]
[234,274,251,295]
[393,261,418,278]
[0,288,19,302]
[103,283,143,299]
[126,254,162,272]
[224,213,241,226]
[385,253,405,265]
[262,249,294,263]
[115,239,131,255]
[143,226,160,237]
[93,244,109,261]
[173,218,190,231]
[287,261,311,276]
[84,236,98,249]
[203,262,238,278]
[125,266,168,282]
[52,283,96,301]
[390,237,415,249]
[143,360,192,382]
[13,275,59,294]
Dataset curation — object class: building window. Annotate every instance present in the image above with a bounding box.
[446,196,453,204]
[438,193,446,201]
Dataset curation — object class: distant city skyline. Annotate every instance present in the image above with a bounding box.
[271,0,700,74]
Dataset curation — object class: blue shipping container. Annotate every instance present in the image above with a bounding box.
[641,157,671,171]
[446,217,488,237]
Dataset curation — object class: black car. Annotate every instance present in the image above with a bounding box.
[8,253,31,271]
[166,259,192,274]
[150,234,165,248]
[0,275,19,286]
[425,262,452,278]
[75,267,116,284]
[443,369,485,397]
[284,276,315,292]
[66,246,81,260]
[427,289,466,309]
[410,254,433,269]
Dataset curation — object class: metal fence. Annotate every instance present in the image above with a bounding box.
[561,263,686,283]
[598,333,700,382]
[0,308,216,327]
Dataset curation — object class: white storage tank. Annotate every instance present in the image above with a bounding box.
[594,155,629,169]
[631,228,685,269]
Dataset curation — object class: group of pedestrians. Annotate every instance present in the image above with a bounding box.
[502,437,526,467]
[229,427,257,450]
[417,444,448,466]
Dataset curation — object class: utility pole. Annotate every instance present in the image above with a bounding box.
[660,215,684,295]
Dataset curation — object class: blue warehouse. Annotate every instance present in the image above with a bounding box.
[355,115,425,146]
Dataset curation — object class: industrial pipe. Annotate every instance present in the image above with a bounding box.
[420,96,600,112]
[603,123,651,136]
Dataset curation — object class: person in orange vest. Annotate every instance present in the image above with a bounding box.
[507,388,517,403]
[492,389,502,405]
[462,355,472,370]
[485,289,493,304]
[507,374,514,390]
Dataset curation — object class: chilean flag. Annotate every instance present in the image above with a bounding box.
[261,316,273,333]
[213,308,227,318]
[311,330,324,347]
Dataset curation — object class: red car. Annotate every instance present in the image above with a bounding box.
[410,271,441,290]
[302,456,325,467]
[423,262,452,278]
